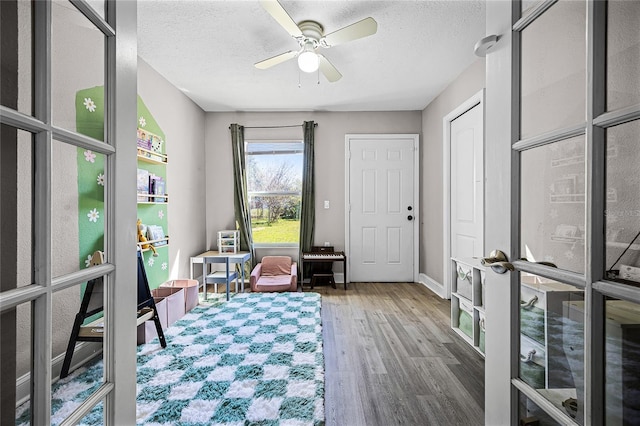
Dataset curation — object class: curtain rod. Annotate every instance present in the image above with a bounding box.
[228,123,318,129]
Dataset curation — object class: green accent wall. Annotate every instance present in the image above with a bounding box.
[75,86,169,291]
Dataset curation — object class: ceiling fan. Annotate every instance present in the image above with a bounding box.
[255,0,378,82]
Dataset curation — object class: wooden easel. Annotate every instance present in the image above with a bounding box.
[60,250,167,379]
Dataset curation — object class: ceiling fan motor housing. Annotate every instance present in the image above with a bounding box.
[296,20,324,48]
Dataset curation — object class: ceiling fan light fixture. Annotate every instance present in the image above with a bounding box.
[297,42,319,73]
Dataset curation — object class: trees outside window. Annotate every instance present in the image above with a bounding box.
[246,142,303,244]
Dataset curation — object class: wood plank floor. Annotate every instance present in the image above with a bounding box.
[312,282,485,426]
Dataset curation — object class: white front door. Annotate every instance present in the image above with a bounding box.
[451,102,484,260]
[346,134,418,282]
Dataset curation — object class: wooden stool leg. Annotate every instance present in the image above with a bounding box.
[60,313,84,379]
[152,310,167,348]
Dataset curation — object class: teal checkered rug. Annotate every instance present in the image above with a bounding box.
[16,292,325,426]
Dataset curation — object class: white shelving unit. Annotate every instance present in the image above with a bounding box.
[450,257,486,356]
[519,275,582,391]
[217,230,239,253]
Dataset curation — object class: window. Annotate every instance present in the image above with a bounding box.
[246,141,303,245]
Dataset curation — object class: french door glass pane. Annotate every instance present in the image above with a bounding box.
[519,391,563,426]
[10,301,32,425]
[520,0,586,140]
[13,126,35,287]
[85,0,105,19]
[520,0,539,19]
[607,0,640,112]
[79,402,103,425]
[51,282,105,422]
[52,0,105,135]
[52,139,106,278]
[0,0,32,115]
[604,296,640,424]
[519,275,584,423]
[521,137,585,274]
[604,120,640,284]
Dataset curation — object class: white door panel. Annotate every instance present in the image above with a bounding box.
[347,135,418,282]
[451,103,484,261]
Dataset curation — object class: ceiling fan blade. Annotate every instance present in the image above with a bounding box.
[254,50,298,69]
[321,17,377,47]
[260,0,302,38]
[318,54,342,82]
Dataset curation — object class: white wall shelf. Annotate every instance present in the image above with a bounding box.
[137,238,169,252]
[137,147,168,165]
[137,193,169,204]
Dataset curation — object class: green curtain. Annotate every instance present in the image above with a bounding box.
[299,121,315,277]
[230,124,255,266]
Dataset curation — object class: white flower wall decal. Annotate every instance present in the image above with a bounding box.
[148,258,155,267]
[139,116,146,127]
[97,173,105,186]
[84,150,96,163]
[83,97,96,112]
[161,262,168,270]
[158,210,164,219]
[84,254,93,268]
[87,208,100,223]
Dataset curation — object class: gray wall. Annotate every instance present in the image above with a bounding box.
[138,58,207,278]
[420,58,486,285]
[204,111,422,265]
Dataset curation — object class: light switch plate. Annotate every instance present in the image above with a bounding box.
[324,200,330,209]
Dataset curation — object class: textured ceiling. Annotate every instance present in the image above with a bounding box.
[138,1,486,112]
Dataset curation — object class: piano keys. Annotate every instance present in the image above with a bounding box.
[302,251,346,260]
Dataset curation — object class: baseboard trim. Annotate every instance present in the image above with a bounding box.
[16,342,102,407]
[419,273,448,299]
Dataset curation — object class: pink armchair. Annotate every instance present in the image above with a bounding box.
[250,256,298,292]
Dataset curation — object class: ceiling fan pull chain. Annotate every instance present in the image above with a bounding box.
[298,67,301,89]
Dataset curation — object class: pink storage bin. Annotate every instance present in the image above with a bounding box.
[160,279,199,312]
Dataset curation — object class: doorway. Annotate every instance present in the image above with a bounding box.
[345,134,419,283]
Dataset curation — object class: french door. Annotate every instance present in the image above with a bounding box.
[485,1,640,425]
[0,1,137,424]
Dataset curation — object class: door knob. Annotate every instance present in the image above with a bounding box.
[407,215,413,221]
[481,250,514,274]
